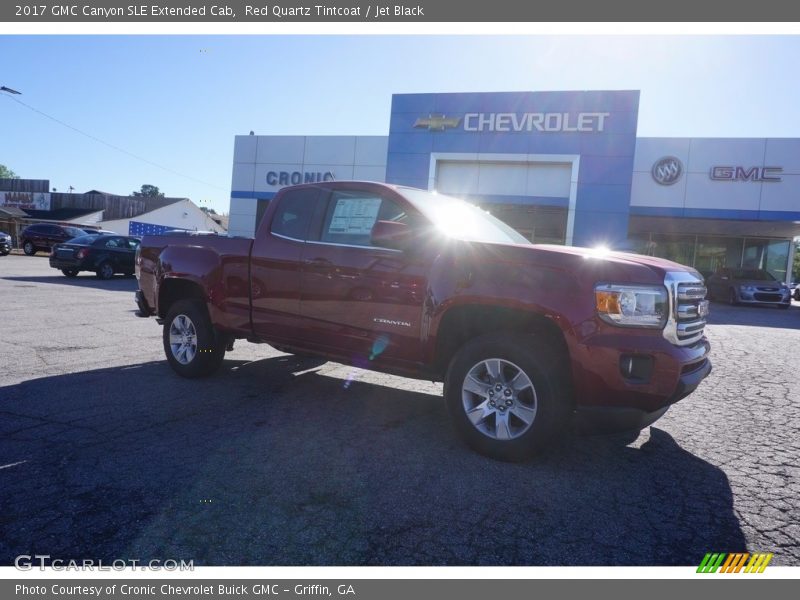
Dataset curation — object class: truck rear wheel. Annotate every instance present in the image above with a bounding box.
[444,333,571,461]
[163,299,226,378]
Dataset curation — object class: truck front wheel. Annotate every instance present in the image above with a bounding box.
[163,299,226,378]
[444,334,571,461]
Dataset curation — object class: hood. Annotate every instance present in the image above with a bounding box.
[533,244,700,274]
[733,279,785,289]
[455,240,702,286]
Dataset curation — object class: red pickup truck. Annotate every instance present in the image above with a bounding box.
[135,181,711,460]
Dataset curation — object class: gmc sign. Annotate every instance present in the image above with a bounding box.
[710,166,783,182]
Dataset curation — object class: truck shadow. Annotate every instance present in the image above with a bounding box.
[1,275,138,292]
[0,355,745,567]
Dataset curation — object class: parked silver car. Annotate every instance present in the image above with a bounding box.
[707,268,791,308]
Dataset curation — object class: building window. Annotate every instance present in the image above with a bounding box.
[629,232,793,282]
[694,236,743,279]
[743,238,791,281]
[648,234,695,267]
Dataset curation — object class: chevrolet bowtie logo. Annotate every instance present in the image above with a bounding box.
[413,114,461,131]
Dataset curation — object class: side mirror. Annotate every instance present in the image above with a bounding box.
[370,220,412,251]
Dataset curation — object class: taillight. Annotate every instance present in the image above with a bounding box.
[76,248,89,259]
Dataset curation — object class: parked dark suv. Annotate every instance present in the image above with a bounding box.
[49,234,141,279]
[20,223,87,256]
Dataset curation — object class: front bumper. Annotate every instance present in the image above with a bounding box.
[0,241,10,253]
[569,318,712,428]
[575,356,712,434]
[735,292,790,306]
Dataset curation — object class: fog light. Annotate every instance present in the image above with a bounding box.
[620,354,654,382]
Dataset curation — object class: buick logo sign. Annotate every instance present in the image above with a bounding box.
[652,156,683,185]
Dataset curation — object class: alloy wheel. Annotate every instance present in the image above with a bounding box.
[461,358,538,440]
[169,314,198,365]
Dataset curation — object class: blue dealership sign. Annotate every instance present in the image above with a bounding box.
[386,91,640,247]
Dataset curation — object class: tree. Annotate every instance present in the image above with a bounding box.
[200,206,217,215]
[793,241,800,282]
[131,184,165,198]
[0,164,19,179]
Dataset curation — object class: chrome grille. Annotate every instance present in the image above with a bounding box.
[664,272,708,346]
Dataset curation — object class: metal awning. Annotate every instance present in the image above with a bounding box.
[629,215,800,239]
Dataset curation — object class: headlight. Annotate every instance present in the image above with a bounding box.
[739,285,755,292]
[595,283,668,328]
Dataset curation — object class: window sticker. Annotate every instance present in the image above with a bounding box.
[327,197,382,235]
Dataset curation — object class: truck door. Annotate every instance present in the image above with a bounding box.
[250,187,323,343]
[298,187,430,366]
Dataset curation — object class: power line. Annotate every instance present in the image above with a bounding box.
[1,93,227,192]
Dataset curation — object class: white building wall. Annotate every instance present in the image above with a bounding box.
[229,135,388,237]
[99,199,226,236]
[631,137,800,215]
[67,210,104,225]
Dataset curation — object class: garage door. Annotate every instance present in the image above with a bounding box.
[435,160,571,199]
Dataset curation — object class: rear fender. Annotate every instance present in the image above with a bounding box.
[155,245,220,317]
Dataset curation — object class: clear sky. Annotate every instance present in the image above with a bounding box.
[2,34,799,213]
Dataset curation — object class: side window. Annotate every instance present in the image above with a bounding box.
[105,238,122,248]
[320,191,410,247]
[44,225,59,235]
[126,238,141,250]
[270,189,320,241]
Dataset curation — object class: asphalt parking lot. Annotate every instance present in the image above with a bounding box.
[0,254,798,566]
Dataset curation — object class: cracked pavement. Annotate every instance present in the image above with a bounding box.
[0,255,798,565]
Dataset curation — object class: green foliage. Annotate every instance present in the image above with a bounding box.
[131,184,165,198]
[0,164,19,179]
[793,242,800,282]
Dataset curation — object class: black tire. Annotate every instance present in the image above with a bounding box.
[0,250,9,256]
[794,289,800,301]
[22,241,36,256]
[61,269,79,278]
[163,299,226,378]
[95,261,115,280]
[728,288,739,306]
[444,333,572,461]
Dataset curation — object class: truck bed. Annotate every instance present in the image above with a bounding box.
[137,232,255,334]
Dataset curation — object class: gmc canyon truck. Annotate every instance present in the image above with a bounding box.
[135,181,711,460]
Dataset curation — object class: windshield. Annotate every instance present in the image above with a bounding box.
[68,235,100,245]
[399,188,531,245]
[731,269,776,281]
[65,227,86,238]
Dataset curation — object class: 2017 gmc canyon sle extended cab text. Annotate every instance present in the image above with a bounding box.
[135,181,711,460]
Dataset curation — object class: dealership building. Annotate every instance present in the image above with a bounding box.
[229,90,799,282]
